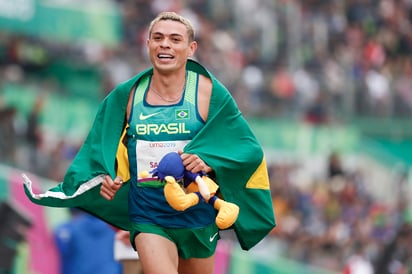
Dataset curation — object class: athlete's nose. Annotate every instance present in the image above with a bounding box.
[160,38,171,48]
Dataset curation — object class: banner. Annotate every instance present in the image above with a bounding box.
[0,0,122,46]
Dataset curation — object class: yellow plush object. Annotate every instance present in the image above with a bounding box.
[164,176,239,230]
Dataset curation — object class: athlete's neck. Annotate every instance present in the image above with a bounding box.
[151,70,186,97]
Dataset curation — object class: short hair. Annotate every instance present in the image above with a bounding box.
[148,11,195,42]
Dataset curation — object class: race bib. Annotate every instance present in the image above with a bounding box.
[135,140,189,176]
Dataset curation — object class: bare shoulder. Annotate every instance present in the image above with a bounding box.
[197,74,212,121]
[198,74,212,95]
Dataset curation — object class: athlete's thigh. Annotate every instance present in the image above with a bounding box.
[135,232,179,274]
[178,255,215,274]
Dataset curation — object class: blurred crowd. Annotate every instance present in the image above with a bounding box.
[1,0,412,120]
[110,0,412,119]
[1,0,412,273]
[270,152,412,273]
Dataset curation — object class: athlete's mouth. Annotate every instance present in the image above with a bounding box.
[157,54,174,59]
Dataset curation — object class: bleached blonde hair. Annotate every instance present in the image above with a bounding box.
[148,11,195,42]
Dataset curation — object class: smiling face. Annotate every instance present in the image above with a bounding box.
[147,19,197,74]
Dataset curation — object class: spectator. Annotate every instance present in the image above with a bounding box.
[0,106,17,164]
[342,242,374,274]
[53,208,121,274]
[25,97,44,172]
[114,230,143,274]
[327,152,345,179]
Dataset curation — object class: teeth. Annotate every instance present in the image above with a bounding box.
[158,54,173,58]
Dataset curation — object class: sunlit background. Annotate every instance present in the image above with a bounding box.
[1,0,412,273]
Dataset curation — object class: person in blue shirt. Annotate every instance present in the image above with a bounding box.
[53,208,121,274]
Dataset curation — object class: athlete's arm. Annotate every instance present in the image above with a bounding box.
[126,85,134,121]
[179,74,213,174]
[100,87,134,201]
[197,74,212,122]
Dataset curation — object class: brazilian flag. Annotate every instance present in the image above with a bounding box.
[23,59,276,250]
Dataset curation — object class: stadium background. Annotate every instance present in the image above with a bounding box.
[1,0,412,273]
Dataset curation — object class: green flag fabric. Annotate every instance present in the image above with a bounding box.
[23,59,276,250]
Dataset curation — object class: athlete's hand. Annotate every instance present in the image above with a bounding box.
[100,175,123,200]
[179,151,212,174]
[115,230,131,246]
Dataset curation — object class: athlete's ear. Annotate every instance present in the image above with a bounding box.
[187,41,197,58]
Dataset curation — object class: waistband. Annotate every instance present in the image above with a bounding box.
[137,177,185,188]
[138,178,165,188]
